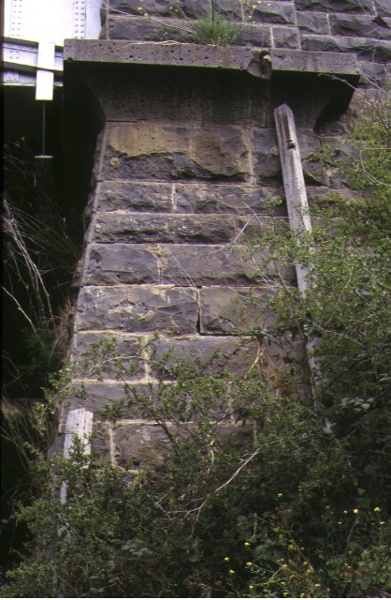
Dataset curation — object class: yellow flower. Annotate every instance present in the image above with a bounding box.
[249,585,254,590]
[224,556,230,562]
[374,506,381,512]
[380,521,386,525]
[277,493,283,498]
[246,561,253,567]
[229,569,235,575]
[315,583,321,588]
[353,508,359,514]
[244,541,251,547]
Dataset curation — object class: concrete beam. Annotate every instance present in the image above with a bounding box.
[270,48,360,79]
[64,40,267,77]
[64,40,360,84]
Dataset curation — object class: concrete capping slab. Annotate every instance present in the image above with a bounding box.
[270,49,360,80]
[64,40,360,83]
[64,40,267,77]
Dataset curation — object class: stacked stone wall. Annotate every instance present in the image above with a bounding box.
[102,0,391,84]
[59,0,390,466]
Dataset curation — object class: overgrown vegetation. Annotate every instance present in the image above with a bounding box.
[1,139,79,569]
[1,87,390,597]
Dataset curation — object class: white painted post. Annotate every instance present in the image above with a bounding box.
[274,103,319,397]
[60,408,93,504]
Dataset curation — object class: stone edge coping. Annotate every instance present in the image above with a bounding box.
[64,40,360,81]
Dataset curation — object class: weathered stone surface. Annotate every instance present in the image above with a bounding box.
[92,213,237,244]
[251,128,281,182]
[235,23,272,46]
[113,419,254,468]
[245,2,296,25]
[112,418,254,468]
[84,243,159,284]
[294,0,374,13]
[315,110,353,135]
[160,244,265,285]
[272,26,300,49]
[65,40,267,81]
[95,182,285,215]
[61,381,165,422]
[209,0,242,21]
[306,186,359,205]
[103,123,250,181]
[330,15,391,39]
[375,0,391,17]
[74,286,199,333]
[105,16,195,42]
[113,421,174,468]
[358,62,387,87]
[150,335,261,376]
[296,129,328,185]
[199,286,274,334]
[91,424,112,464]
[175,183,285,215]
[237,215,278,241]
[85,68,266,125]
[95,182,173,212]
[297,11,330,34]
[108,0,210,19]
[270,48,360,76]
[301,35,391,63]
[105,17,272,48]
[70,332,145,379]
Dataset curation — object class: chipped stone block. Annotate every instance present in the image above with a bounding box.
[301,35,391,63]
[199,286,274,334]
[330,15,391,40]
[297,11,330,34]
[113,421,174,468]
[92,213,237,244]
[375,0,391,17]
[102,123,250,181]
[95,182,173,212]
[62,380,162,420]
[83,243,159,285]
[246,2,296,25]
[237,215,281,242]
[74,285,199,334]
[108,0,210,19]
[208,0,243,21]
[150,335,260,377]
[160,244,266,286]
[91,423,112,464]
[105,16,195,43]
[294,0,373,13]
[87,66,267,125]
[235,23,272,46]
[272,26,301,49]
[251,128,281,182]
[112,419,255,468]
[175,183,284,215]
[70,332,145,379]
[358,62,387,87]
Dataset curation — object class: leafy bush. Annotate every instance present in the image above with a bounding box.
[2,86,391,599]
